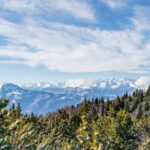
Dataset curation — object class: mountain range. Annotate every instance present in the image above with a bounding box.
[0,76,150,114]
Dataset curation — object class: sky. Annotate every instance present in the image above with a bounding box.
[0,0,150,84]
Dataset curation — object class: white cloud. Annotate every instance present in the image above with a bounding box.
[101,0,128,9]
[135,76,150,90]
[0,0,96,21]
[130,6,150,31]
[0,5,149,73]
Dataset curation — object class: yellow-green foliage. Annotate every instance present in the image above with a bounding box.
[0,87,150,149]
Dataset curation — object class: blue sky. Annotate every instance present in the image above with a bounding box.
[0,0,150,84]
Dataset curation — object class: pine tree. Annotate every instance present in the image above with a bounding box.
[138,90,144,102]
[94,98,99,105]
[0,99,12,149]
[125,100,130,112]
[10,103,15,112]
[136,105,142,119]
[115,110,136,149]
[131,98,139,112]
[115,96,121,111]
[10,103,17,121]
[16,103,22,117]
[0,99,9,137]
[76,114,94,149]
[144,100,149,112]
[123,92,128,99]
[105,99,111,115]
[128,96,132,102]
[99,99,105,116]
[146,85,150,96]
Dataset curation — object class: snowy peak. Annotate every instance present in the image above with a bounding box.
[22,82,64,90]
[23,82,52,90]
[22,78,137,90]
[1,83,21,92]
[0,76,150,114]
[64,78,133,89]
[5,76,150,91]
[64,79,96,89]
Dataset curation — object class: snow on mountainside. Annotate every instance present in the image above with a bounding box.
[23,78,134,90]
[0,77,150,114]
[23,77,150,90]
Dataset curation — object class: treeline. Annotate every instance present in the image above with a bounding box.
[0,86,150,149]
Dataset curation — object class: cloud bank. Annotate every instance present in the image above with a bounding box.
[135,76,150,90]
[0,1,150,73]
[101,0,128,9]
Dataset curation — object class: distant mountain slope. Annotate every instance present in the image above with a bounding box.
[0,77,150,114]
[0,83,81,114]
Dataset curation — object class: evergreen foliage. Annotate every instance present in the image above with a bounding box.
[0,87,149,149]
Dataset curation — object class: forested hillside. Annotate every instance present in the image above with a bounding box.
[0,86,150,149]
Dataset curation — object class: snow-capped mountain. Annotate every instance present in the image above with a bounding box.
[0,83,82,114]
[0,77,150,114]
